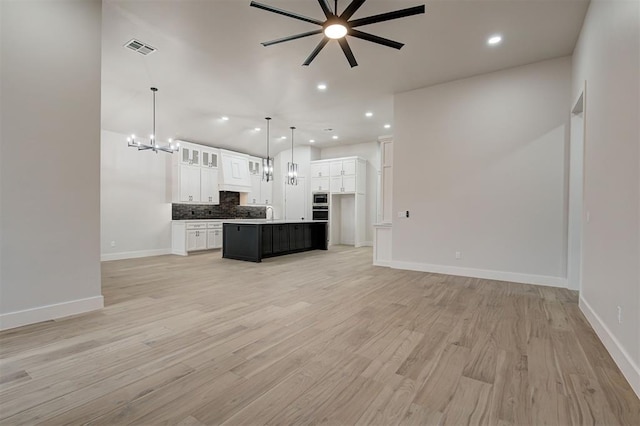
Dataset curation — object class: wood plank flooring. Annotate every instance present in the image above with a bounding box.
[1,246,638,425]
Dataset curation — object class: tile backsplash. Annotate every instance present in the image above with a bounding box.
[172,192,266,220]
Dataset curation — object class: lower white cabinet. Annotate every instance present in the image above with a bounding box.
[207,223,222,249]
[186,229,207,251]
[172,221,223,255]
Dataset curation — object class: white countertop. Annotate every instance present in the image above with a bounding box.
[172,219,328,224]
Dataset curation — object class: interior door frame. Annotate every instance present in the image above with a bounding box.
[567,81,587,291]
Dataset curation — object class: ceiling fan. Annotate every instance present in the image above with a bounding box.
[250,0,426,68]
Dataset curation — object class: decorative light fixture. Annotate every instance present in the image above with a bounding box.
[286,126,298,186]
[127,87,178,154]
[324,20,348,39]
[262,117,274,182]
[250,0,426,68]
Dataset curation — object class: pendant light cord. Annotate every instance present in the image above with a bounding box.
[290,127,295,163]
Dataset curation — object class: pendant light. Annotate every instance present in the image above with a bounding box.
[127,87,178,154]
[262,117,274,182]
[286,126,298,186]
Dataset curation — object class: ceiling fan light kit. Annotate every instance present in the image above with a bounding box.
[250,0,426,67]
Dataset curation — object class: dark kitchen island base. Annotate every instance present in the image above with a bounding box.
[222,221,328,262]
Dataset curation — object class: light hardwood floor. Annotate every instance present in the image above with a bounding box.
[1,246,639,425]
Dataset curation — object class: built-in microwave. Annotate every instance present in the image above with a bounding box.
[312,192,328,206]
[312,206,329,221]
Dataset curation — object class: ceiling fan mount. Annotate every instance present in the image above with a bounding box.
[250,0,426,68]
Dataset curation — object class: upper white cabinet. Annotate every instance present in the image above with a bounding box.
[322,157,365,194]
[248,157,261,176]
[202,148,218,168]
[330,159,356,177]
[173,142,219,204]
[200,167,220,204]
[261,179,273,205]
[310,162,330,178]
[311,177,330,192]
[242,156,273,205]
[178,165,201,202]
[180,143,200,166]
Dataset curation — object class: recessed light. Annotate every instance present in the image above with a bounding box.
[384,124,391,129]
[309,139,315,143]
[317,83,327,91]
[221,116,229,121]
[487,35,502,46]
[254,127,261,131]
[281,136,287,140]
[365,112,373,117]
[332,135,339,140]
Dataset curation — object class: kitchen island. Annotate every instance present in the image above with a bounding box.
[222,220,328,262]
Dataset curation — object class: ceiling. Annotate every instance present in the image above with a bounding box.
[102,0,589,157]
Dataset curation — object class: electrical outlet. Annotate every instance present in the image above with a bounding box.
[617,306,622,324]
[398,211,409,218]
[455,251,462,260]
[110,240,116,247]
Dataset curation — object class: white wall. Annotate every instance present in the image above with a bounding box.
[320,141,380,244]
[101,130,172,260]
[393,57,571,287]
[0,0,103,330]
[572,0,640,396]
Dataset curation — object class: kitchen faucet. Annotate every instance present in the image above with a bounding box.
[265,205,274,221]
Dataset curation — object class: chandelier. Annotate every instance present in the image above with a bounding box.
[286,126,298,186]
[127,87,178,154]
[262,117,274,182]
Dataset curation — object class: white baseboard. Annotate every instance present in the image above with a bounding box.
[0,295,104,331]
[356,241,373,248]
[389,260,567,288]
[373,260,393,267]
[579,296,640,398]
[101,248,171,261]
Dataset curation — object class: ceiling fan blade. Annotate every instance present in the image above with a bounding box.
[340,0,367,20]
[348,29,404,50]
[338,38,358,68]
[303,37,330,66]
[262,30,323,46]
[250,1,324,26]
[317,0,333,18]
[349,5,426,28]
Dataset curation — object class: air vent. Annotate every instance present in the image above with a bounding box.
[124,39,156,56]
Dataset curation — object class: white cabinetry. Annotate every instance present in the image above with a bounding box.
[179,166,201,202]
[310,162,330,178]
[180,144,200,166]
[172,221,223,255]
[310,157,367,247]
[173,142,220,204]
[207,222,222,249]
[241,156,273,205]
[329,158,361,193]
[185,222,208,251]
[201,148,218,168]
[200,167,219,204]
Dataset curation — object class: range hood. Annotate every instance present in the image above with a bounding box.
[219,149,252,193]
